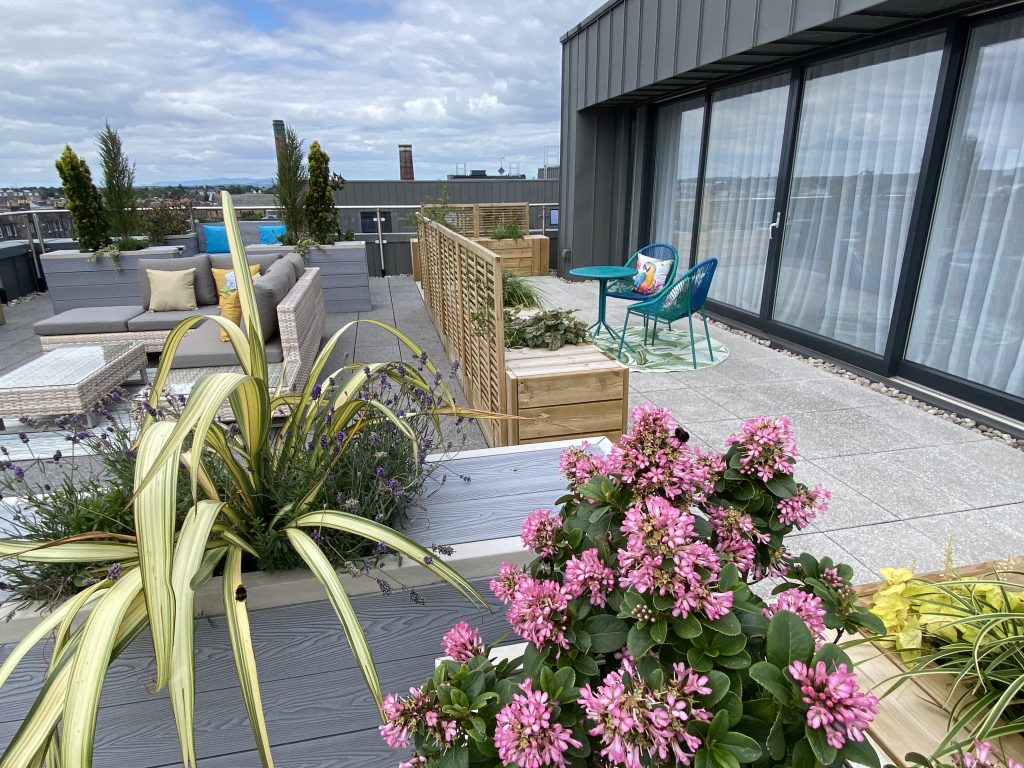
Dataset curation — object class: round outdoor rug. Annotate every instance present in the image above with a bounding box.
[592,327,729,372]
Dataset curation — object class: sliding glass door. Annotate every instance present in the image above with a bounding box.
[651,99,705,262]
[697,74,790,314]
[906,18,1024,397]
[772,36,944,354]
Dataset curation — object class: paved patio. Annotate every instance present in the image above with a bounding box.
[2,275,1023,581]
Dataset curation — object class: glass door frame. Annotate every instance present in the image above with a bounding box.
[641,6,1024,418]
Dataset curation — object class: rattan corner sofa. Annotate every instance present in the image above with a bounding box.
[33,252,326,393]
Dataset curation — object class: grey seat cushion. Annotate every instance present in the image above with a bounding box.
[139,255,217,307]
[282,252,305,280]
[34,305,145,336]
[167,319,283,368]
[251,262,294,343]
[126,305,219,332]
[210,253,281,275]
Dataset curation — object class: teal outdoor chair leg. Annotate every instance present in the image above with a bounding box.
[618,313,630,359]
[688,313,697,369]
[702,312,714,361]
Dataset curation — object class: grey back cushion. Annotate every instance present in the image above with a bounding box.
[138,255,217,308]
[210,252,281,276]
[282,252,306,280]
[252,263,294,342]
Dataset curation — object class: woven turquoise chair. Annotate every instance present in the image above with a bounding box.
[606,243,680,301]
[617,257,718,369]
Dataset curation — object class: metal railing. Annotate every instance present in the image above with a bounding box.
[0,202,559,276]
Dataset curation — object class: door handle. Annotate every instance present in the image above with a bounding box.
[768,211,781,239]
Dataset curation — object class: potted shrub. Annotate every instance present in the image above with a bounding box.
[477,220,543,276]
[381,408,887,768]
[142,198,198,256]
[0,192,481,766]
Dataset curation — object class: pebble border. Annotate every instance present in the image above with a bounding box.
[708,318,1023,452]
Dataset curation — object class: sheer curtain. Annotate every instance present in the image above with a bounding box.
[907,19,1024,397]
[698,74,790,313]
[652,101,705,260]
[772,36,944,354]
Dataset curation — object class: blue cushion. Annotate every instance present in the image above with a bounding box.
[259,225,286,245]
[202,224,229,254]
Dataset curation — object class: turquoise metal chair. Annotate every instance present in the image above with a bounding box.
[617,257,719,369]
[606,243,680,301]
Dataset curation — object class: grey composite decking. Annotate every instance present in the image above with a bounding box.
[0,445,573,767]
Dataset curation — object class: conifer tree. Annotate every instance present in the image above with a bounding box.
[304,140,340,244]
[55,144,109,252]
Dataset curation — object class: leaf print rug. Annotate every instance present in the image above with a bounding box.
[592,327,729,371]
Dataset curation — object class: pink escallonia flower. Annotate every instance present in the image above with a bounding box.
[490,561,526,604]
[506,575,573,649]
[565,547,616,607]
[441,621,484,663]
[617,496,733,621]
[494,678,581,768]
[379,686,458,750]
[521,508,562,558]
[955,740,1024,768]
[726,415,798,482]
[559,442,607,487]
[605,404,718,503]
[776,483,831,529]
[787,660,878,750]
[706,505,769,575]
[579,658,712,768]
[765,588,828,647]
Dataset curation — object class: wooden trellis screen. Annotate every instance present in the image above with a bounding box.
[417,218,506,447]
[432,203,530,239]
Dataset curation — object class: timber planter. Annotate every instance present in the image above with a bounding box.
[475,235,548,276]
[504,342,628,445]
[850,559,1024,767]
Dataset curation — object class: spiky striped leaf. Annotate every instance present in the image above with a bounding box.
[0,580,108,690]
[223,548,274,768]
[0,539,137,563]
[61,569,144,768]
[169,501,226,768]
[284,528,382,711]
[222,191,267,384]
[133,420,181,692]
[289,511,487,610]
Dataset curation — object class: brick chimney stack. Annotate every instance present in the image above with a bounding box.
[399,144,414,181]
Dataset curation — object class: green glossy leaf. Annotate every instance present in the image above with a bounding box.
[766,611,815,669]
[842,735,881,768]
[627,625,656,658]
[806,724,838,765]
[581,614,629,654]
[749,661,792,704]
[673,614,702,639]
[719,731,762,762]
[766,474,798,498]
[768,709,786,760]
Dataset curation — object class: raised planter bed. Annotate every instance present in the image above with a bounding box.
[504,343,628,444]
[474,235,548,276]
[41,246,184,313]
[850,559,1024,767]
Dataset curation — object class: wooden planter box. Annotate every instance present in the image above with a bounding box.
[504,343,628,445]
[475,235,548,276]
[850,559,1024,767]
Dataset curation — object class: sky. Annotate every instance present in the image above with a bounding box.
[0,0,599,186]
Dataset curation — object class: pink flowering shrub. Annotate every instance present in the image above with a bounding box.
[382,406,885,768]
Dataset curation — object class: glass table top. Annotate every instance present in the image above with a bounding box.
[0,344,140,389]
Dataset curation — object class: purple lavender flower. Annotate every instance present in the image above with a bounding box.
[107,563,123,581]
[409,589,426,605]
[309,529,323,544]
[375,467,386,478]
[376,541,387,553]
[318,434,330,449]
[376,578,393,596]
[52,450,62,463]
[13,466,25,480]
[310,383,323,400]
[18,432,29,444]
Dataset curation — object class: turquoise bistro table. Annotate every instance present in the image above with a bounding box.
[569,265,637,340]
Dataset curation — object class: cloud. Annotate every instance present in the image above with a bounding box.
[0,0,596,185]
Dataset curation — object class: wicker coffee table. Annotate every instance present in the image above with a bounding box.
[0,343,148,425]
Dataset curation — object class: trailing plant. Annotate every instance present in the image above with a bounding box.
[491,220,524,241]
[501,269,545,309]
[141,199,192,245]
[0,192,484,768]
[86,238,149,271]
[869,565,1024,761]
[304,139,342,244]
[504,308,590,350]
[274,123,307,244]
[293,236,318,261]
[96,122,140,241]
[382,408,886,768]
[55,145,108,252]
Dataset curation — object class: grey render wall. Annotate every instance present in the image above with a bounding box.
[557,0,984,276]
[332,179,558,208]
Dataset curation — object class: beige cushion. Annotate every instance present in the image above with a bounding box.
[138,255,217,307]
[148,268,197,311]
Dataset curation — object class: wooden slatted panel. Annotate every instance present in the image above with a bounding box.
[416,218,505,447]
[476,204,529,239]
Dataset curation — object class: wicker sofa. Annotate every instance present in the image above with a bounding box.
[33,252,326,393]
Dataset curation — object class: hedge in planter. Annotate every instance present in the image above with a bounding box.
[381,407,886,768]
